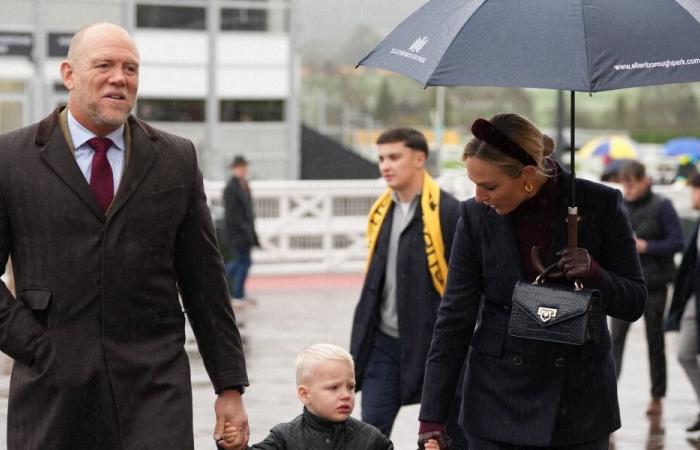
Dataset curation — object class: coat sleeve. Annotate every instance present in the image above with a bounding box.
[594,189,647,322]
[247,426,288,449]
[645,198,684,257]
[666,222,699,331]
[419,203,482,424]
[175,143,248,392]
[0,153,48,367]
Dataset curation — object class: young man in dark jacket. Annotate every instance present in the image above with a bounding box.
[349,129,465,447]
[612,160,683,415]
[219,344,393,450]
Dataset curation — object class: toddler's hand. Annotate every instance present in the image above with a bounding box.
[220,421,244,447]
[424,439,441,450]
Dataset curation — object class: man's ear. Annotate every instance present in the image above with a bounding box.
[297,385,310,405]
[60,60,74,91]
[415,151,427,169]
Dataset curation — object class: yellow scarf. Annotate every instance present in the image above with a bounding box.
[366,173,447,296]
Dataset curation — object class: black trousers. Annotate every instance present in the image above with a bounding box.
[467,434,609,450]
[610,287,667,398]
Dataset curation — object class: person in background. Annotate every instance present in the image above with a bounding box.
[0,23,248,450]
[349,128,466,448]
[220,343,393,450]
[666,173,700,432]
[418,114,646,449]
[223,155,260,307]
[611,160,683,416]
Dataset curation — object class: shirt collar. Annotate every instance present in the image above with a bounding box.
[67,109,125,152]
[391,190,421,204]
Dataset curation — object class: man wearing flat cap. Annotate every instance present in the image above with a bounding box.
[223,155,259,306]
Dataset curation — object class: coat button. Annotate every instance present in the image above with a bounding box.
[512,355,523,366]
[325,438,331,444]
[554,357,567,368]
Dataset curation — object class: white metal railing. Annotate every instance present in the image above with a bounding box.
[206,179,385,274]
[205,174,474,275]
[204,176,699,275]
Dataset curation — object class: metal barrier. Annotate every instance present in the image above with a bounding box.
[205,174,474,275]
[205,177,699,275]
[206,179,386,274]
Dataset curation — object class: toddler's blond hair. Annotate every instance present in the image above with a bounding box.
[295,343,354,385]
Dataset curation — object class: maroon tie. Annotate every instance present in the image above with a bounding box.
[87,137,114,213]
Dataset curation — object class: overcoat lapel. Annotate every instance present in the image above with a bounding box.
[35,109,159,221]
[107,116,157,218]
[36,109,105,221]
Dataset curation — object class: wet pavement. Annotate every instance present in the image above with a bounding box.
[0,273,699,449]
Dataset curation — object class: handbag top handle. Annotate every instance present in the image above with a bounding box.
[535,263,583,291]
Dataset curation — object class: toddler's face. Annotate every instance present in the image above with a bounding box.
[300,359,356,422]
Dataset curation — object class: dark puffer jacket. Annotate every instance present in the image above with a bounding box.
[248,408,393,450]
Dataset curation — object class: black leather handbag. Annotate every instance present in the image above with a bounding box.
[508,264,603,346]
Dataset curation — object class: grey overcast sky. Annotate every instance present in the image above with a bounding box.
[299,0,426,45]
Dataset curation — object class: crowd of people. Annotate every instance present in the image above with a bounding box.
[1,20,700,450]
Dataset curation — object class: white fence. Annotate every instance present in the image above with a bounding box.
[205,176,699,275]
[204,173,474,275]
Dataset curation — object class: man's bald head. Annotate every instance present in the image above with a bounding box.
[66,22,139,63]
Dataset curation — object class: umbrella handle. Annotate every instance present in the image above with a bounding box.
[567,207,581,248]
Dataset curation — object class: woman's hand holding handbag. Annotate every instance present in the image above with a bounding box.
[508,247,602,346]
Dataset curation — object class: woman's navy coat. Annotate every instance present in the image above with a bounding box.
[419,170,646,447]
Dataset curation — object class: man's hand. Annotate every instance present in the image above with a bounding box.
[213,390,249,450]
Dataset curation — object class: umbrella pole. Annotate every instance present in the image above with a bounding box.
[568,90,579,248]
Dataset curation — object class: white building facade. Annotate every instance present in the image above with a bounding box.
[0,0,299,180]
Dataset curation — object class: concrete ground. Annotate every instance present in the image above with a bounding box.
[0,273,699,449]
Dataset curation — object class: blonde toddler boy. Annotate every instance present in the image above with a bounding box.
[221,343,393,449]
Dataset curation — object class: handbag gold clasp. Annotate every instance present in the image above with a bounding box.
[537,307,558,323]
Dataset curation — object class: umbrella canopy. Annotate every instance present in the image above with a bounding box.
[578,136,639,160]
[358,0,700,249]
[662,137,700,159]
[358,0,700,92]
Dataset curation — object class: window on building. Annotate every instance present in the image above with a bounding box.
[220,100,285,122]
[136,4,206,30]
[221,8,268,31]
[137,99,205,122]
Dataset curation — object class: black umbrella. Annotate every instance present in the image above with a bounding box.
[358,0,700,249]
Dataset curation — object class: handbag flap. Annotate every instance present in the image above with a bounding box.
[512,281,600,328]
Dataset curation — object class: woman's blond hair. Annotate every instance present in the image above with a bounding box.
[463,113,555,178]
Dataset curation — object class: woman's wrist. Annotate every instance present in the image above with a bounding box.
[418,421,445,434]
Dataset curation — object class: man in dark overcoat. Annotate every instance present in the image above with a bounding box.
[0,23,249,450]
[223,155,259,303]
[349,128,464,446]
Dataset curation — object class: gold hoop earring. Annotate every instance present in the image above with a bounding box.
[524,182,533,193]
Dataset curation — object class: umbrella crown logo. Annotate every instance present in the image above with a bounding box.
[409,36,429,53]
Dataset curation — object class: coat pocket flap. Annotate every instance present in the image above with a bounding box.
[20,288,52,310]
[512,282,600,328]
